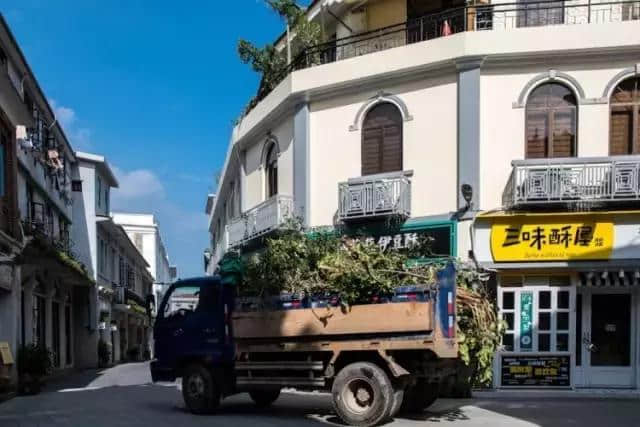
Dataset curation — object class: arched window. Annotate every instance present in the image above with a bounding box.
[265,142,278,198]
[361,102,403,175]
[525,83,577,158]
[610,77,640,155]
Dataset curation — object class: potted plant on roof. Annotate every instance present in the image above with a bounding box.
[17,343,53,395]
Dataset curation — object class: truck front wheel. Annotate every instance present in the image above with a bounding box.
[182,364,220,414]
[249,389,281,407]
[331,362,393,427]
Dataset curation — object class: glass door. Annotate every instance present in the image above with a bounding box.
[583,290,635,388]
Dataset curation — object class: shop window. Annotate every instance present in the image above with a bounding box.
[539,291,551,309]
[558,290,569,309]
[500,290,516,352]
[539,333,551,351]
[498,279,573,353]
[557,333,569,352]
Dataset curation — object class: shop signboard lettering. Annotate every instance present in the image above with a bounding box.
[501,355,570,387]
[520,292,533,351]
[351,224,453,257]
[490,219,613,262]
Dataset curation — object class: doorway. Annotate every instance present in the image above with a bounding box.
[577,290,636,388]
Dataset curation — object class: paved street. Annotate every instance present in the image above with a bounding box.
[1,362,640,427]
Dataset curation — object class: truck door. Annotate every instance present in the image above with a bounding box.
[154,279,226,371]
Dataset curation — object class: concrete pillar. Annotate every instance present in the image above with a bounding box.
[45,286,56,352]
[22,277,36,345]
[57,297,66,368]
[293,102,310,225]
[456,56,485,210]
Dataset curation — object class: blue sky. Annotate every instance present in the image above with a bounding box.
[4,1,306,277]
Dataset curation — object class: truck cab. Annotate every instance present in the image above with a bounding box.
[150,276,234,384]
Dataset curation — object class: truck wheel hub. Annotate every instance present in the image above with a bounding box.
[343,379,374,413]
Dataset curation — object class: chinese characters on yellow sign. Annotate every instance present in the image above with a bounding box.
[491,219,614,262]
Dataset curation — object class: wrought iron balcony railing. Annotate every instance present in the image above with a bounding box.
[503,156,640,209]
[259,0,640,107]
[338,171,411,222]
[227,195,294,248]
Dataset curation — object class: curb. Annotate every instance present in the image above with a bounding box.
[472,389,640,400]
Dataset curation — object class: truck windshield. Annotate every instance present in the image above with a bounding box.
[161,283,219,319]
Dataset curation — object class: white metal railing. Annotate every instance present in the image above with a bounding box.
[227,195,294,248]
[338,171,412,221]
[503,156,640,208]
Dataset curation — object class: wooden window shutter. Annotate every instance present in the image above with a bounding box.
[525,83,577,159]
[610,77,640,155]
[552,109,576,157]
[361,103,403,175]
[610,107,633,155]
[526,111,548,158]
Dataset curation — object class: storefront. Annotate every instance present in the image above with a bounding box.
[473,210,640,389]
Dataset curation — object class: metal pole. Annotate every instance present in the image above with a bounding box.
[587,0,591,23]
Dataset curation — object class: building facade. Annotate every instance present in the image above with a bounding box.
[0,14,98,388]
[205,0,640,389]
[111,213,176,316]
[73,153,153,365]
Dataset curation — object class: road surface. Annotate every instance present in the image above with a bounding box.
[1,362,639,426]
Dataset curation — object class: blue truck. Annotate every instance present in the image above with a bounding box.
[151,269,457,427]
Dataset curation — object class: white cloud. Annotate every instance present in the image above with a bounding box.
[49,99,76,127]
[111,166,208,276]
[112,167,165,201]
[48,99,94,150]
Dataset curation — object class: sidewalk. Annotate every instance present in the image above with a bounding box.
[474,388,640,400]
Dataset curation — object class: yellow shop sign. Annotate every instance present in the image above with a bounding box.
[491,218,614,262]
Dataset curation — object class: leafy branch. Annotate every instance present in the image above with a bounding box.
[236,1,321,119]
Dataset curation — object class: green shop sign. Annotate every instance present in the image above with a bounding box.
[520,292,533,351]
[343,218,456,257]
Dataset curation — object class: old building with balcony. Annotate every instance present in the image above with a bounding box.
[0,14,96,388]
[112,212,177,318]
[205,0,640,389]
[72,152,154,365]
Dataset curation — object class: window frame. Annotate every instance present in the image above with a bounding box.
[265,142,278,199]
[525,82,578,159]
[498,278,574,354]
[609,77,640,155]
[361,102,404,176]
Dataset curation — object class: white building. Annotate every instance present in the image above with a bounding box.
[0,14,94,385]
[73,153,153,365]
[206,0,640,390]
[111,213,176,314]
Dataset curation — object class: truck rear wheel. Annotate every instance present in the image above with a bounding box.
[249,389,281,407]
[400,380,438,414]
[331,362,393,427]
[182,364,220,414]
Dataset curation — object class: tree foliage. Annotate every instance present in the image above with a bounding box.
[227,219,505,387]
[236,1,322,118]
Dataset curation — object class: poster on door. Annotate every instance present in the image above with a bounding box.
[501,355,570,387]
[520,292,533,351]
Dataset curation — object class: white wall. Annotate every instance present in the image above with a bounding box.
[72,161,97,278]
[308,75,458,227]
[479,61,633,211]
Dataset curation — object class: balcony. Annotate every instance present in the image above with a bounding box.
[260,0,640,105]
[338,171,411,222]
[227,195,294,248]
[503,156,640,209]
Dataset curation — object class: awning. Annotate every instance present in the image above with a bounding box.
[578,270,640,287]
